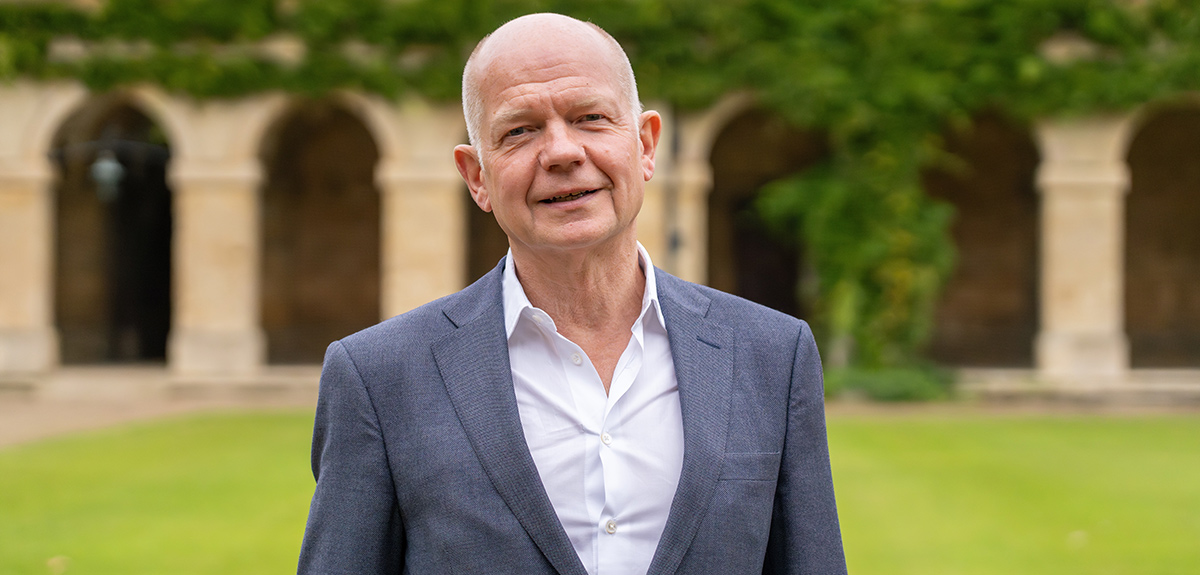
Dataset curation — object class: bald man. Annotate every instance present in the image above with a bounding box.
[298,13,846,575]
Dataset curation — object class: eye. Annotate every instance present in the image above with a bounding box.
[580,113,604,122]
[506,126,527,137]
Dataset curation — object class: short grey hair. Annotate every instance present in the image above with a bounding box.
[462,17,642,152]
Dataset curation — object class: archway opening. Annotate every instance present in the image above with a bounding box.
[50,96,173,364]
[466,184,509,283]
[921,113,1040,367]
[707,109,825,318]
[1125,107,1200,367]
[260,101,381,364]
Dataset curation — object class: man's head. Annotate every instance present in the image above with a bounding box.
[454,13,662,258]
[462,15,642,152]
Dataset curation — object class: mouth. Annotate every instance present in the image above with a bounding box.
[542,189,599,203]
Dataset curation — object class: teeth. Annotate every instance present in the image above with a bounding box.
[547,189,594,203]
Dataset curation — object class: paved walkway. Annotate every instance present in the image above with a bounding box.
[0,395,317,449]
[0,366,320,449]
[2,365,1198,449]
[6,392,1200,451]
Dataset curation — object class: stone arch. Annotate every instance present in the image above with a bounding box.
[8,82,90,175]
[679,92,756,170]
[49,93,175,363]
[258,99,382,364]
[1124,103,1200,367]
[922,112,1041,366]
[706,107,826,318]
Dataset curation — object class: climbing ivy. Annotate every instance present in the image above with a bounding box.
[3,0,1198,367]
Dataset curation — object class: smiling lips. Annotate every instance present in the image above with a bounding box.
[543,189,598,203]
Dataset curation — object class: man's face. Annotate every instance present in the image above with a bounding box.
[455,24,661,258]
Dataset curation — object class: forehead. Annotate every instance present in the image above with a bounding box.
[474,24,624,111]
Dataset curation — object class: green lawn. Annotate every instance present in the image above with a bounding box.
[830,415,1200,575]
[0,410,1197,574]
[0,411,316,575]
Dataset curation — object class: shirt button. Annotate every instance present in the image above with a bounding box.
[532,314,544,325]
[605,519,617,534]
[600,432,612,446]
[570,353,582,365]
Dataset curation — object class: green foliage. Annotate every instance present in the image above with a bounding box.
[4,0,1200,367]
[824,365,954,401]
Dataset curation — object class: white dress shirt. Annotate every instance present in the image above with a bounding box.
[503,243,685,575]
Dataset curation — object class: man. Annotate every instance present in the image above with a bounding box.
[298,13,846,575]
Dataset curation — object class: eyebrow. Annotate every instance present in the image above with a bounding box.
[490,96,614,130]
[492,108,532,130]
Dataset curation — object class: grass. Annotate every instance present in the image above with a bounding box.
[0,410,316,575]
[0,410,1198,574]
[829,415,1200,575]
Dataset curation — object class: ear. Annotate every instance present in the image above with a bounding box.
[637,110,663,182]
[454,144,492,212]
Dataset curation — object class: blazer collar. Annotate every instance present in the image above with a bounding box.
[433,262,734,575]
[646,269,735,575]
[432,259,588,575]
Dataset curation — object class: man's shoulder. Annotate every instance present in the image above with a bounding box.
[655,267,809,335]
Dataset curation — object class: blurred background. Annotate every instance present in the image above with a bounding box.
[0,0,1197,574]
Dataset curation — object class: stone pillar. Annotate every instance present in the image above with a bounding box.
[668,160,712,285]
[639,172,668,263]
[0,81,80,376]
[168,164,265,375]
[377,166,466,319]
[0,167,58,373]
[1035,116,1132,381]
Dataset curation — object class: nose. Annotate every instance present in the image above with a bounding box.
[538,120,585,171]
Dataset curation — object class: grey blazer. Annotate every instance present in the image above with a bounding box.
[297,260,847,575]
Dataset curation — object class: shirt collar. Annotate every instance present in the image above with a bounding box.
[502,241,666,339]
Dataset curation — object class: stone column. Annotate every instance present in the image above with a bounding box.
[669,159,713,285]
[664,108,720,285]
[377,166,466,319]
[0,81,80,376]
[0,167,58,374]
[1035,116,1132,381]
[168,164,265,375]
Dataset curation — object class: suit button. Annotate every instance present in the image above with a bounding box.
[570,353,583,365]
[601,432,612,446]
[605,519,617,534]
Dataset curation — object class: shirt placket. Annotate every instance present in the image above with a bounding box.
[539,306,652,575]
[594,314,646,575]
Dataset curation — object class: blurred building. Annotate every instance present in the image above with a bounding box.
[0,77,1197,395]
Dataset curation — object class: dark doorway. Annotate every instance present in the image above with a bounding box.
[922,113,1040,367]
[1125,107,1200,367]
[707,109,825,319]
[466,186,510,283]
[51,99,173,364]
[260,101,381,364]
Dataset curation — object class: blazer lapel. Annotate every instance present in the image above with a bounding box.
[647,270,735,575]
[430,263,587,575]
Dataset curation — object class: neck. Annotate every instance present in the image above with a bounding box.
[510,239,645,335]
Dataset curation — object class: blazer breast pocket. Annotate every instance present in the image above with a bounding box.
[718,451,781,481]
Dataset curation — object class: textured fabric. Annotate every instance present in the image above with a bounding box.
[503,244,684,575]
[297,259,848,575]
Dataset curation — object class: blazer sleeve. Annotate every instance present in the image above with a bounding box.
[297,341,404,575]
[762,322,848,575]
